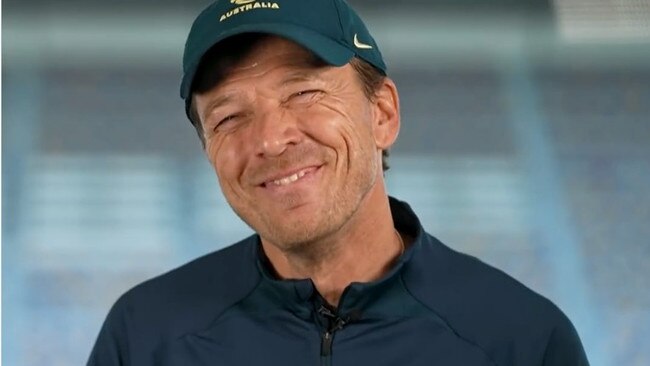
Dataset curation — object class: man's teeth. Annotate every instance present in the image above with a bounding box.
[272,169,308,186]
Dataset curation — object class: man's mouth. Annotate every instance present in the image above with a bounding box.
[262,166,319,187]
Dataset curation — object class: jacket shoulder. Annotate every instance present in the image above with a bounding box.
[87,236,261,365]
[403,234,588,365]
[125,235,260,331]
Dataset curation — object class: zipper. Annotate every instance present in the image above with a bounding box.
[318,305,349,364]
[321,330,333,357]
[320,317,346,356]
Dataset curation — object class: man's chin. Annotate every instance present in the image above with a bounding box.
[261,227,322,251]
[258,218,338,253]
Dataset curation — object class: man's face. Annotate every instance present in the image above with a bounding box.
[193,36,396,251]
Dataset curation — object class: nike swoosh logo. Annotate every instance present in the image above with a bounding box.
[353,34,373,49]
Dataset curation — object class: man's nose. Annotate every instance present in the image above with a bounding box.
[252,105,302,158]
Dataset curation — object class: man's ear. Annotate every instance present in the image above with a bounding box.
[372,77,400,150]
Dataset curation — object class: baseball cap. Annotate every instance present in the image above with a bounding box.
[179,0,387,102]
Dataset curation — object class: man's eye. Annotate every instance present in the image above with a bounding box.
[212,114,239,131]
[220,115,237,124]
[290,89,322,100]
[294,90,315,96]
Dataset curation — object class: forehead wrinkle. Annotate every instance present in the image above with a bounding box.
[201,46,331,114]
[216,64,328,100]
[205,93,237,114]
[279,69,327,87]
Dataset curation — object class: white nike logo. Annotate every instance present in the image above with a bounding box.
[353,34,373,49]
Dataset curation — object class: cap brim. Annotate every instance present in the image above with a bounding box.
[180,23,355,100]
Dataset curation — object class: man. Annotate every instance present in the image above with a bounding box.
[88,0,590,365]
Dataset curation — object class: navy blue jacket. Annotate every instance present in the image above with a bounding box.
[88,197,589,365]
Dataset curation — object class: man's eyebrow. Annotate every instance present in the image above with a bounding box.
[202,94,237,120]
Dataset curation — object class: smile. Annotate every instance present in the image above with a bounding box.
[263,166,319,187]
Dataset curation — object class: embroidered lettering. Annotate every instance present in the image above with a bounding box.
[219,1,280,22]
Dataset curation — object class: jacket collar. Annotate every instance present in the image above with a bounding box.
[252,196,426,318]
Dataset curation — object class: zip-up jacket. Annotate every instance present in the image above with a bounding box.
[87,197,589,365]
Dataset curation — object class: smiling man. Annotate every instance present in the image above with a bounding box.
[88,1,590,365]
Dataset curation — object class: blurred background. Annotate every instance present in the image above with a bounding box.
[3,0,650,365]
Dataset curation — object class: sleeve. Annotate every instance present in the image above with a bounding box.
[86,295,132,366]
[541,316,590,366]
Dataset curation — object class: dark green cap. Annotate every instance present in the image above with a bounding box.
[180,0,386,102]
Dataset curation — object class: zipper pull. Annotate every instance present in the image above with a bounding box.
[321,331,333,356]
[331,317,347,332]
[318,304,336,319]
